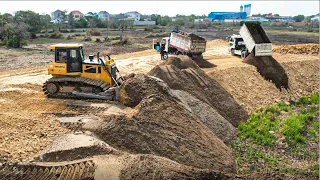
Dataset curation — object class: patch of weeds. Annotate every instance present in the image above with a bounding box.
[238,111,279,146]
[296,94,319,105]
[282,113,315,146]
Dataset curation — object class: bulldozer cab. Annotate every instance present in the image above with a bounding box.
[50,44,84,73]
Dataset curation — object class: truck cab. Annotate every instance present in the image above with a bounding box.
[228,35,249,59]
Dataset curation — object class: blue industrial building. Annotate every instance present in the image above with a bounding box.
[208,12,247,21]
[208,4,251,22]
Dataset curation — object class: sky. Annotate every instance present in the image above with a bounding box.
[0,1,319,17]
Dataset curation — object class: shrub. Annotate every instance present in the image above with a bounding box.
[49,32,63,39]
[144,26,154,32]
[66,35,73,40]
[74,34,82,37]
[95,38,101,43]
[144,32,168,38]
[82,36,92,42]
[87,29,101,36]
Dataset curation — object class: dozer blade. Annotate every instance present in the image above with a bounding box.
[72,91,115,100]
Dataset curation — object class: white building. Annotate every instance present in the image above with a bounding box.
[311,14,320,22]
[125,11,141,21]
[98,11,110,21]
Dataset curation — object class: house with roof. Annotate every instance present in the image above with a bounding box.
[311,13,320,22]
[50,9,63,24]
[51,9,63,21]
[71,10,84,21]
[98,11,110,21]
[125,11,141,21]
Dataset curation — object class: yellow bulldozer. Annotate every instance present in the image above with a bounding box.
[43,44,125,101]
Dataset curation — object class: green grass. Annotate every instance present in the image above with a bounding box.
[231,93,319,177]
[237,101,291,146]
[282,113,315,145]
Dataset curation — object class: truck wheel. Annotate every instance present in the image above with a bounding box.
[241,51,248,60]
[231,49,235,56]
[163,53,169,60]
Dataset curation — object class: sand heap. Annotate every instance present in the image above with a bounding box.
[79,56,254,172]
[273,44,320,55]
[243,54,289,90]
[148,56,248,127]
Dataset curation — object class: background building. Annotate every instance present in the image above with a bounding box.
[208,4,251,22]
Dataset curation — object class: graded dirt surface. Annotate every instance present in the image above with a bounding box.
[0,39,319,179]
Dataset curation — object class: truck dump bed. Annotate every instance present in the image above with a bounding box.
[169,32,206,54]
[239,22,272,56]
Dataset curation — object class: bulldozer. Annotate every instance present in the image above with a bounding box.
[43,44,125,101]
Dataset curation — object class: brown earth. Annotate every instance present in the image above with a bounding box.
[207,57,319,112]
[0,39,319,179]
[84,91,236,172]
[243,54,289,90]
[148,57,249,127]
[273,44,320,55]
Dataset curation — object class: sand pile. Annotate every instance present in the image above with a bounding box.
[273,44,320,55]
[243,54,289,90]
[208,58,319,112]
[163,56,214,68]
[83,92,236,172]
[149,57,248,126]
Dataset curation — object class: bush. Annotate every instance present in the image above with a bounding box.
[144,26,154,32]
[49,32,63,39]
[66,35,73,40]
[95,38,101,43]
[87,28,101,36]
[105,37,132,46]
[144,32,168,38]
[74,33,82,37]
[82,36,92,42]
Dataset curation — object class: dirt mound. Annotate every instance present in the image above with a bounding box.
[171,90,237,143]
[83,95,236,173]
[243,54,289,90]
[273,44,320,55]
[120,74,177,107]
[208,59,319,112]
[120,154,234,180]
[281,59,320,99]
[148,64,248,126]
[163,56,200,69]
[36,134,120,162]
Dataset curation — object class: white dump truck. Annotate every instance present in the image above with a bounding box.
[228,21,272,59]
[153,30,207,60]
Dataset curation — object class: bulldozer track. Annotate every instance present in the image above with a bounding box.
[43,77,112,100]
[0,160,96,180]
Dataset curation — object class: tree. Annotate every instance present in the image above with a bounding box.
[150,14,161,25]
[14,10,42,37]
[68,12,75,29]
[40,14,52,33]
[75,18,87,28]
[4,22,30,47]
[293,15,305,22]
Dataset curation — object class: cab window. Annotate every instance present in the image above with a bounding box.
[56,49,67,63]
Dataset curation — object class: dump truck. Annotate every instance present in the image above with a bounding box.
[153,30,207,60]
[228,21,272,59]
[43,44,126,101]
